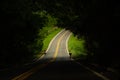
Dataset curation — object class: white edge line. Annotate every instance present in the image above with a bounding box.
[66,32,110,80]
[0,29,66,71]
[75,62,110,80]
[35,29,65,61]
[66,31,72,55]
[46,29,65,53]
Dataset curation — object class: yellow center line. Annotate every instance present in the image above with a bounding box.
[12,63,48,80]
[12,31,68,80]
[50,31,68,62]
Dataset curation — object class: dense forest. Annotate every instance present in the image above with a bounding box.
[0,0,119,71]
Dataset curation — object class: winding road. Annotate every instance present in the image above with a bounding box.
[0,29,109,80]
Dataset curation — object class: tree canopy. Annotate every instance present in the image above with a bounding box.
[0,0,119,69]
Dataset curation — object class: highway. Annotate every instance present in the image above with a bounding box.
[0,30,107,80]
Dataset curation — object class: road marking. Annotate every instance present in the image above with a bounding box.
[35,29,65,61]
[12,63,48,80]
[66,32,110,80]
[46,29,65,53]
[76,62,110,80]
[71,59,110,80]
[12,30,68,80]
[36,29,65,61]
[50,31,68,62]
[66,31,72,54]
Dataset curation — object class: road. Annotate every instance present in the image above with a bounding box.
[0,30,108,80]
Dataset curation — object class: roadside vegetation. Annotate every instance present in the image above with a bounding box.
[68,34,87,60]
[0,1,61,66]
[36,27,62,58]
[42,28,62,51]
[0,0,119,72]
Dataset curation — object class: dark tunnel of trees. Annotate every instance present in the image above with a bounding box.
[0,0,119,71]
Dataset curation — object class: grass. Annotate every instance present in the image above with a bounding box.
[36,27,62,58]
[42,27,62,51]
[68,33,87,60]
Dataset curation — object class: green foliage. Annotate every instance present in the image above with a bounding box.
[44,14,57,27]
[26,11,58,59]
[68,34,87,60]
[36,27,62,58]
[0,0,119,69]
[42,28,62,51]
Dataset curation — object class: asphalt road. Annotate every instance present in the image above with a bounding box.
[0,30,108,80]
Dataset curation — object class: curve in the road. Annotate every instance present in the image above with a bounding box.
[11,29,70,80]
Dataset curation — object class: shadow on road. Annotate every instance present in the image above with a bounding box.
[0,58,119,80]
